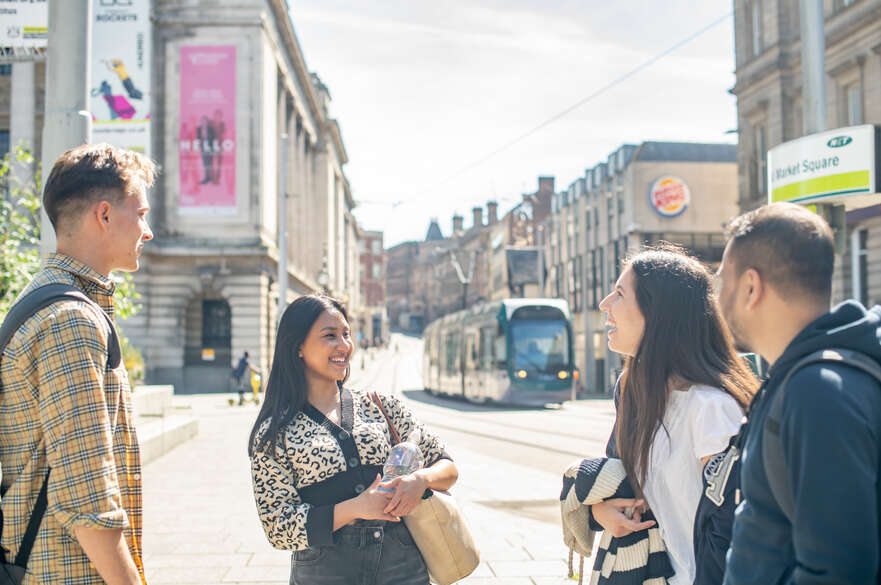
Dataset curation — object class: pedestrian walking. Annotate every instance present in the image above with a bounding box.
[0,144,156,584]
[232,351,259,405]
[565,247,757,585]
[248,294,459,585]
[719,202,881,585]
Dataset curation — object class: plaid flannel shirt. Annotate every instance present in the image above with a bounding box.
[0,254,145,584]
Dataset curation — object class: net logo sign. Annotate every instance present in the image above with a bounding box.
[827,135,852,148]
[649,176,690,218]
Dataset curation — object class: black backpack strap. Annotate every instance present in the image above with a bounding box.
[0,283,122,569]
[11,472,48,568]
[763,348,881,521]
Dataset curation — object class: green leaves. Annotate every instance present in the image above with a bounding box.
[0,145,42,319]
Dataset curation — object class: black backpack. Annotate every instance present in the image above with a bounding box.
[694,348,881,585]
[0,284,120,584]
[762,348,881,521]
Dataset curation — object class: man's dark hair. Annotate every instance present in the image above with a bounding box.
[243,351,249,358]
[726,202,834,303]
[42,143,157,232]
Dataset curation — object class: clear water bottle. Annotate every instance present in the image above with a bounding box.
[377,430,423,492]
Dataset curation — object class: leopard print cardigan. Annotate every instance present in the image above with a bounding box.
[250,388,449,551]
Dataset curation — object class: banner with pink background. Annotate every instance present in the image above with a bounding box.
[178,45,237,215]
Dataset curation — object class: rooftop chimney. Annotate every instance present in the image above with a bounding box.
[538,176,555,195]
[472,207,483,229]
[452,214,464,234]
[487,201,498,225]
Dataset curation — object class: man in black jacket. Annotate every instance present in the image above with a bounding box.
[718,202,881,585]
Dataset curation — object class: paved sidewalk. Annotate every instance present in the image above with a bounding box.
[141,346,600,584]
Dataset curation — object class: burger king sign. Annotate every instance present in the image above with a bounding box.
[649,176,690,218]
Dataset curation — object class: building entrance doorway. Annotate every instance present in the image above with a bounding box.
[183,296,233,393]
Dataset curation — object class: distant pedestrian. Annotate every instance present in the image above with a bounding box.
[248,294,459,585]
[571,246,757,585]
[0,143,155,584]
[232,350,259,405]
[719,202,881,585]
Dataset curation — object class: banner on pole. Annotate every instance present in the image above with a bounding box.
[90,0,151,154]
[178,45,237,215]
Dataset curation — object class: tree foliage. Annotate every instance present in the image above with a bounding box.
[0,145,143,327]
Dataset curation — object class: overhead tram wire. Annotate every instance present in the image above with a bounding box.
[429,11,734,194]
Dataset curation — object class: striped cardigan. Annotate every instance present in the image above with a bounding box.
[560,457,674,585]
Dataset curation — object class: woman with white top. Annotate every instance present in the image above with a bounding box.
[592,246,758,585]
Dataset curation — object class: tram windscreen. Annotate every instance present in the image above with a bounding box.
[510,320,570,374]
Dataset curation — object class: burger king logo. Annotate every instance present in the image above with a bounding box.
[649,176,690,217]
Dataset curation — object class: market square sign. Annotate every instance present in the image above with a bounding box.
[768,124,880,205]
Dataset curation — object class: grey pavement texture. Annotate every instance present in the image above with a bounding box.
[141,336,615,584]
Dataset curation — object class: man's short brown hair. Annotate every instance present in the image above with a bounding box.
[725,202,834,303]
[42,143,157,232]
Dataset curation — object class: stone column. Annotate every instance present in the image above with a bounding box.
[10,61,36,181]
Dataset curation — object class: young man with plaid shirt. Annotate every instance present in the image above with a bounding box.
[0,144,156,584]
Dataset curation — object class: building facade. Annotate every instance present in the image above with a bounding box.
[732,0,881,306]
[385,178,553,334]
[359,230,388,346]
[545,142,739,395]
[0,1,367,393]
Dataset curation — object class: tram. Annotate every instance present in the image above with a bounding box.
[422,298,575,405]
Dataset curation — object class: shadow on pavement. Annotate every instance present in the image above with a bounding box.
[401,388,558,413]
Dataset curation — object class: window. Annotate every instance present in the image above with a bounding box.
[444,333,460,374]
[202,300,232,348]
[372,240,381,255]
[372,263,380,279]
[574,255,583,312]
[590,250,598,309]
[751,0,762,57]
[0,65,11,76]
[846,83,862,125]
[858,229,868,305]
[0,131,9,160]
[754,124,767,196]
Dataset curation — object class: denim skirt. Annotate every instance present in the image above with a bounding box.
[289,520,429,585]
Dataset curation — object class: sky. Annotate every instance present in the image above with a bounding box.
[292,1,739,247]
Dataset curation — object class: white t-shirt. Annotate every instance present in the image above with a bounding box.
[641,385,743,585]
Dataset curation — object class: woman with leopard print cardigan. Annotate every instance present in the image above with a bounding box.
[248,295,458,585]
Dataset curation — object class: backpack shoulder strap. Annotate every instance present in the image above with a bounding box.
[0,283,121,370]
[763,348,881,521]
[0,284,121,570]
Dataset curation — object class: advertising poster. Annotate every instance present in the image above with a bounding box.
[178,45,237,215]
[0,0,48,48]
[90,0,151,154]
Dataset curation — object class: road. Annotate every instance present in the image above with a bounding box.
[141,332,616,584]
[358,333,615,525]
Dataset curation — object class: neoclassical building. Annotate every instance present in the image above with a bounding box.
[0,1,365,393]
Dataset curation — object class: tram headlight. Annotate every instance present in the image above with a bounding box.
[516,369,527,379]
[557,370,569,380]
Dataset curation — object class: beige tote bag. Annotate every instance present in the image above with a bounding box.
[369,392,480,585]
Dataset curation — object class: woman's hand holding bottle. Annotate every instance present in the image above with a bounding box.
[381,471,428,517]
[356,474,400,522]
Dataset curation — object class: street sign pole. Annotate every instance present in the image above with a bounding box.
[40,0,92,256]
[799,0,826,136]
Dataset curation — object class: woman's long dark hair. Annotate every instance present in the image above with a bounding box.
[615,246,758,495]
[248,294,350,457]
